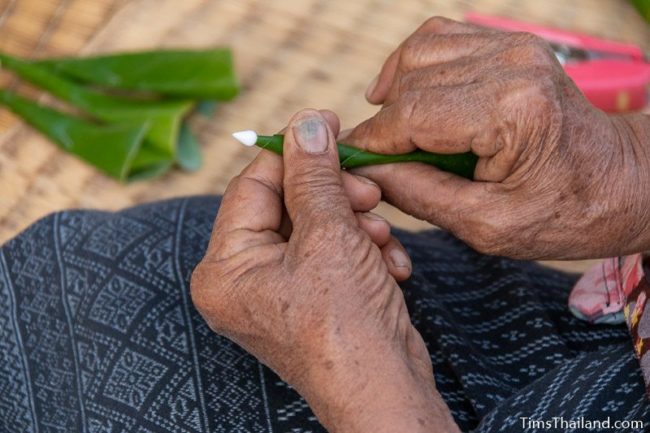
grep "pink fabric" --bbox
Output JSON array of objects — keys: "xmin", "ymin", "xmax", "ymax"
[
  {"xmin": 569, "ymin": 255, "xmax": 644, "ymax": 323},
  {"xmin": 569, "ymin": 253, "xmax": 650, "ymax": 396}
]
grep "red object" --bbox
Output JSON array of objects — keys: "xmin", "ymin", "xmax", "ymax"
[{"xmin": 465, "ymin": 12, "xmax": 650, "ymax": 112}]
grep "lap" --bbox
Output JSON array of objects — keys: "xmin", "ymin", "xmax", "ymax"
[{"xmin": 0, "ymin": 196, "xmax": 646, "ymax": 433}]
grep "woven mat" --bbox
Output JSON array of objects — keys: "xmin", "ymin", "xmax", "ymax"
[{"xmin": 1, "ymin": 0, "xmax": 649, "ymax": 272}]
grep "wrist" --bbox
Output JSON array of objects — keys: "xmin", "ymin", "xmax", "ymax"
[
  {"xmin": 607, "ymin": 114, "xmax": 650, "ymax": 255},
  {"xmin": 296, "ymin": 332, "xmax": 459, "ymax": 433},
  {"xmin": 611, "ymin": 114, "xmax": 649, "ymax": 160}
]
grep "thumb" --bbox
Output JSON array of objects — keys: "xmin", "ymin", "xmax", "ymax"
[{"xmin": 283, "ymin": 109, "xmax": 356, "ymax": 233}]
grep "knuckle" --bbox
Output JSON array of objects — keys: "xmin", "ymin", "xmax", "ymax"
[
  {"xmin": 509, "ymin": 32, "xmax": 555, "ymax": 66},
  {"xmin": 286, "ymin": 165, "xmax": 352, "ymax": 224},
  {"xmin": 499, "ymin": 72, "xmax": 559, "ymax": 119},
  {"xmin": 190, "ymin": 261, "xmax": 214, "ymax": 312},
  {"xmin": 520, "ymin": 73, "xmax": 561, "ymax": 114},
  {"xmin": 217, "ymin": 232, "xmax": 248, "ymax": 260},
  {"xmin": 374, "ymin": 93, "xmax": 418, "ymax": 153},
  {"xmin": 399, "ymin": 35, "xmax": 421, "ymax": 69},
  {"xmin": 528, "ymin": 79, "xmax": 552, "ymax": 103},
  {"xmin": 190, "ymin": 260, "xmax": 236, "ymax": 333},
  {"xmin": 228, "ymin": 173, "xmax": 246, "ymax": 190},
  {"xmin": 287, "ymin": 165, "xmax": 343, "ymax": 203},
  {"xmin": 421, "ymin": 16, "xmax": 454, "ymax": 32},
  {"xmin": 511, "ymin": 31, "xmax": 543, "ymax": 46},
  {"xmin": 222, "ymin": 174, "xmax": 245, "ymax": 199}
]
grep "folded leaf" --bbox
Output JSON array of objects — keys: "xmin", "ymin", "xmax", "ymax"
[
  {"xmin": 0, "ymin": 53, "xmax": 193, "ymax": 165},
  {"xmin": 0, "ymin": 90, "xmax": 147, "ymax": 180},
  {"xmin": 127, "ymin": 147, "xmax": 174, "ymax": 180},
  {"xmin": 127, "ymin": 159, "xmax": 174, "ymax": 181},
  {"xmin": 35, "ymin": 48, "xmax": 239, "ymax": 100},
  {"xmin": 177, "ymin": 124, "xmax": 203, "ymax": 171}
]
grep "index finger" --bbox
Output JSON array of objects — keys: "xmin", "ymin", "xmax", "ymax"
[
  {"xmin": 345, "ymin": 84, "xmax": 494, "ymax": 157},
  {"xmin": 206, "ymin": 150, "xmax": 285, "ymax": 261}
]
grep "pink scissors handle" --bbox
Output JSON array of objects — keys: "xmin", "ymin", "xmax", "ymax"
[
  {"xmin": 565, "ymin": 60, "xmax": 650, "ymax": 112},
  {"xmin": 465, "ymin": 12, "xmax": 645, "ymax": 60}
]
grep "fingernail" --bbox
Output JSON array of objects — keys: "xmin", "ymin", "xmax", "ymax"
[
  {"xmin": 354, "ymin": 174, "xmax": 378, "ymax": 188},
  {"xmin": 389, "ymin": 248, "xmax": 411, "ymax": 269},
  {"xmin": 363, "ymin": 212, "xmax": 385, "ymax": 222},
  {"xmin": 365, "ymin": 75, "xmax": 378, "ymax": 100},
  {"xmin": 293, "ymin": 116, "xmax": 328, "ymax": 154}
]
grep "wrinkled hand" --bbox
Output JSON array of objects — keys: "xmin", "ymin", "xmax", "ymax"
[
  {"xmin": 191, "ymin": 110, "xmax": 459, "ymax": 433},
  {"xmin": 346, "ymin": 16, "xmax": 650, "ymax": 260}
]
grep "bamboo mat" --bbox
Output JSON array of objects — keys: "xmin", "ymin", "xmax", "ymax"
[{"xmin": 1, "ymin": 0, "xmax": 649, "ymax": 272}]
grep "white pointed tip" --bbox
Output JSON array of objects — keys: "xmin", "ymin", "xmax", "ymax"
[{"xmin": 232, "ymin": 130, "xmax": 258, "ymax": 147}]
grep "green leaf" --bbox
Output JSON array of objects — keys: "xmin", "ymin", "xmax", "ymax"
[
  {"xmin": 256, "ymin": 134, "xmax": 479, "ymax": 180},
  {"xmin": 127, "ymin": 160, "xmax": 174, "ymax": 181},
  {"xmin": 177, "ymin": 123, "xmax": 202, "ymax": 171},
  {"xmin": 0, "ymin": 90, "xmax": 148, "ymax": 180},
  {"xmin": 35, "ymin": 48, "xmax": 239, "ymax": 100},
  {"xmin": 0, "ymin": 53, "xmax": 193, "ymax": 164}
]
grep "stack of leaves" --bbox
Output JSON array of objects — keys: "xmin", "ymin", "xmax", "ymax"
[{"xmin": 0, "ymin": 48, "xmax": 239, "ymax": 181}]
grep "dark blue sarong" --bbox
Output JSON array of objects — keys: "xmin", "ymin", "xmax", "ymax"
[{"xmin": 0, "ymin": 196, "xmax": 647, "ymax": 432}]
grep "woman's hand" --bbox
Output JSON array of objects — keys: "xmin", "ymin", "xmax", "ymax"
[
  {"xmin": 191, "ymin": 109, "xmax": 459, "ymax": 433},
  {"xmin": 346, "ymin": 16, "xmax": 650, "ymax": 260}
]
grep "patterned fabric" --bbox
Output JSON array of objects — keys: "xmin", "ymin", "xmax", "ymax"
[
  {"xmin": 569, "ymin": 255, "xmax": 650, "ymax": 396},
  {"xmin": 0, "ymin": 196, "xmax": 648, "ymax": 433}
]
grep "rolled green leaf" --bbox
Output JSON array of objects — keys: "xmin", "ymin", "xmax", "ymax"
[
  {"xmin": 256, "ymin": 134, "xmax": 478, "ymax": 179},
  {"xmin": 0, "ymin": 53, "xmax": 193, "ymax": 167},
  {"xmin": 34, "ymin": 48, "xmax": 239, "ymax": 100},
  {"xmin": 0, "ymin": 90, "xmax": 148, "ymax": 180}
]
